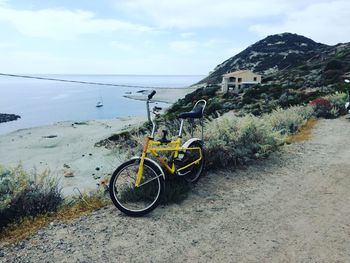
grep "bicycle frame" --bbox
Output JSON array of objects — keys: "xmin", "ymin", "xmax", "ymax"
[
  {"xmin": 135, "ymin": 136, "xmax": 203, "ymax": 187},
  {"xmin": 135, "ymin": 92, "xmax": 205, "ymax": 187}
]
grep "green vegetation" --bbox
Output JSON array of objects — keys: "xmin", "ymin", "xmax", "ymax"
[
  {"xmin": 0, "ymin": 165, "xmax": 111, "ymax": 242},
  {"xmin": 203, "ymin": 106, "xmax": 314, "ymax": 169},
  {"xmin": 309, "ymin": 92, "xmax": 347, "ymax": 118},
  {"xmin": 1, "ymin": 188, "xmax": 110, "ymax": 243},
  {"xmin": 0, "ymin": 165, "xmax": 63, "ymax": 229}
]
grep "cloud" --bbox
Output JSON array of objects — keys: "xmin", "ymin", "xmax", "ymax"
[
  {"xmin": 117, "ymin": 0, "xmax": 302, "ymax": 29},
  {"xmin": 110, "ymin": 41, "xmax": 133, "ymax": 51},
  {"xmin": 249, "ymin": 0, "xmax": 350, "ymax": 45},
  {"xmin": 180, "ymin": 32, "xmax": 195, "ymax": 38},
  {"xmin": 0, "ymin": 49, "xmax": 209, "ymax": 74},
  {"xmin": 0, "ymin": 5, "xmax": 154, "ymax": 40},
  {"xmin": 203, "ymin": 39, "xmax": 231, "ymax": 48},
  {"xmin": 169, "ymin": 41, "xmax": 198, "ymax": 53},
  {"xmin": 0, "ymin": 42, "xmax": 13, "ymax": 49}
]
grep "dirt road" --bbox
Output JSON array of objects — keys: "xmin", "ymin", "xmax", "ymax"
[{"xmin": 1, "ymin": 117, "xmax": 350, "ymax": 262}]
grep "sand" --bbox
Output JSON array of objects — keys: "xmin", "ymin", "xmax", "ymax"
[
  {"xmin": 123, "ymin": 86, "xmax": 198, "ymax": 103},
  {"xmin": 0, "ymin": 117, "xmax": 145, "ymax": 195}
]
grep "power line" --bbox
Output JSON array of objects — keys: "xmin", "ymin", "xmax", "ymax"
[{"xmin": 0, "ymin": 73, "xmax": 178, "ymax": 89}]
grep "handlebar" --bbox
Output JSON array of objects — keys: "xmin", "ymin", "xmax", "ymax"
[
  {"xmin": 146, "ymin": 90, "xmax": 157, "ymax": 135},
  {"xmin": 148, "ymin": 90, "xmax": 156, "ymax": 100}
]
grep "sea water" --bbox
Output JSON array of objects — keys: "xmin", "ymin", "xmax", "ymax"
[{"xmin": 0, "ymin": 74, "xmax": 204, "ymax": 134}]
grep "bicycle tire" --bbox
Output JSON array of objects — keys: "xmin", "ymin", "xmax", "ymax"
[
  {"xmin": 183, "ymin": 141, "xmax": 205, "ymax": 183},
  {"xmin": 109, "ymin": 158, "xmax": 164, "ymax": 216}
]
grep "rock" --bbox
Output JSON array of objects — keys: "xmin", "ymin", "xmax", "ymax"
[{"xmin": 0, "ymin": 113, "xmax": 21, "ymax": 123}]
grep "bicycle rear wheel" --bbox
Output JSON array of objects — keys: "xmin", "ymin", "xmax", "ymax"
[
  {"xmin": 183, "ymin": 141, "xmax": 205, "ymax": 183},
  {"xmin": 109, "ymin": 159, "xmax": 164, "ymax": 216}
]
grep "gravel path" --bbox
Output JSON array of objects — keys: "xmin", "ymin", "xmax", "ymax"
[{"xmin": 1, "ymin": 117, "xmax": 350, "ymax": 262}]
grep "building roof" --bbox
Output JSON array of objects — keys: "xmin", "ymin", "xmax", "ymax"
[{"xmin": 223, "ymin": 70, "xmax": 260, "ymax": 77}]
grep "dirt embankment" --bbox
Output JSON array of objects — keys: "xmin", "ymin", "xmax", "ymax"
[{"xmin": 1, "ymin": 117, "xmax": 350, "ymax": 262}]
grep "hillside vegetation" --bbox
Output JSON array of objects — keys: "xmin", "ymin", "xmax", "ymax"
[{"xmin": 166, "ymin": 33, "xmax": 350, "ymax": 119}]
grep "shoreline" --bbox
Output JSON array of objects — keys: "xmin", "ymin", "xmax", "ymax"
[
  {"xmin": 123, "ymin": 86, "xmax": 198, "ymax": 104},
  {"xmin": 0, "ymin": 116, "xmax": 146, "ymax": 196},
  {"xmin": 0, "ymin": 85, "xmax": 201, "ymax": 195},
  {"xmin": 0, "ymin": 85, "xmax": 200, "ymax": 135}
]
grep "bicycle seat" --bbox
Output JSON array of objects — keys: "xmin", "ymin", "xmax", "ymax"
[{"xmin": 178, "ymin": 106, "xmax": 203, "ymax": 119}]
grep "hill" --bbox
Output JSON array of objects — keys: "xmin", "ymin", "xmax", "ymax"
[
  {"xmin": 200, "ymin": 33, "xmax": 350, "ymax": 87},
  {"xmin": 166, "ymin": 33, "xmax": 350, "ymax": 118}
]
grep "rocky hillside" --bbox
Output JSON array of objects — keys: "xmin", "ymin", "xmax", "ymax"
[
  {"xmin": 199, "ymin": 33, "xmax": 350, "ymax": 88},
  {"xmin": 165, "ymin": 33, "xmax": 350, "ymax": 118}
]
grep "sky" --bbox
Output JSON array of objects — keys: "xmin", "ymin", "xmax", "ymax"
[{"xmin": 0, "ymin": 0, "xmax": 349, "ymax": 75}]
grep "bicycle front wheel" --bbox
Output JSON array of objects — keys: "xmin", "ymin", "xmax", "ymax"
[{"xmin": 109, "ymin": 159, "xmax": 164, "ymax": 216}]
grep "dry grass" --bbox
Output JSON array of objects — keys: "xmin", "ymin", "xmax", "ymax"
[
  {"xmin": 0, "ymin": 194, "xmax": 110, "ymax": 245},
  {"xmin": 286, "ymin": 118, "xmax": 318, "ymax": 143}
]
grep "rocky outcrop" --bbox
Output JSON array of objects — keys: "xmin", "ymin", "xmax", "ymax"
[{"xmin": 0, "ymin": 113, "xmax": 21, "ymax": 123}]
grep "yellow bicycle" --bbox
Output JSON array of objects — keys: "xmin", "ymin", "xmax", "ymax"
[{"xmin": 109, "ymin": 90, "xmax": 207, "ymax": 216}]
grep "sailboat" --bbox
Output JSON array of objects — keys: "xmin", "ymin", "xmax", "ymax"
[{"xmin": 96, "ymin": 89, "xmax": 103, "ymax": 108}]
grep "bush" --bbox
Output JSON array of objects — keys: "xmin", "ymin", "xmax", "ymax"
[
  {"xmin": 309, "ymin": 97, "xmax": 332, "ymax": 118},
  {"xmin": 325, "ymin": 60, "xmax": 343, "ymax": 71},
  {"xmin": 0, "ymin": 165, "xmax": 63, "ymax": 228},
  {"xmin": 265, "ymin": 106, "xmax": 314, "ymax": 134},
  {"xmin": 324, "ymin": 92, "xmax": 348, "ymax": 116},
  {"xmin": 203, "ymin": 106, "xmax": 314, "ymax": 169},
  {"xmin": 203, "ymin": 113, "xmax": 284, "ymax": 169}
]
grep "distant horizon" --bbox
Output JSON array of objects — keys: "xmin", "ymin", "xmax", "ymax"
[{"xmin": 6, "ymin": 73, "xmax": 206, "ymax": 76}]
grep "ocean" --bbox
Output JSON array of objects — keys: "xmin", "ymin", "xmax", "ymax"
[{"xmin": 0, "ymin": 74, "xmax": 204, "ymax": 134}]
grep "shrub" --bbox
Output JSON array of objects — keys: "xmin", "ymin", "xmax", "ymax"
[
  {"xmin": 324, "ymin": 60, "xmax": 343, "ymax": 71},
  {"xmin": 203, "ymin": 106, "xmax": 314, "ymax": 169},
  {"xmin": 265, "ymin": 106, "xmax": 314, "ymax": 134},
  {"xmin": 0, "ymin": 165, "xmax": 63, "ymax": 228},
  {"xmin": 309, "ymin": 97, "xmax": 332, "ymax": 118},
  {"xmin": 324, "ymin": 92, "xmax": 348, "ymax": 116},
  {"xmin": 203, "ymin": 113, "xmax": 284, "ymax": 169}
]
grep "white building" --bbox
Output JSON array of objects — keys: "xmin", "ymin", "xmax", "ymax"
[{"xmin": 221, "ymin": 70, "xmax": 261, "ymax": 93}]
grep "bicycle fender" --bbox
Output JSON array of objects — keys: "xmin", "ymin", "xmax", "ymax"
[
  {"xmin": 181, "ymin": 138, "xmax": 203, "ymax": 148},
  {"xmin": 130, "ymin": 156, "xmax": 166, "ymax": 180}
]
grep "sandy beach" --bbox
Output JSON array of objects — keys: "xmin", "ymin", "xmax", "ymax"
[
  {"xmin": 0, "ymin": 117, "xmax": 145, "ymax": 195},
  {"xmin": 123, "ymin": 86, "xmax": 198, "ymax": 103},
  {"xmin": 0, "ymin": 85, "xmax": 198, "ymax": 195}
]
